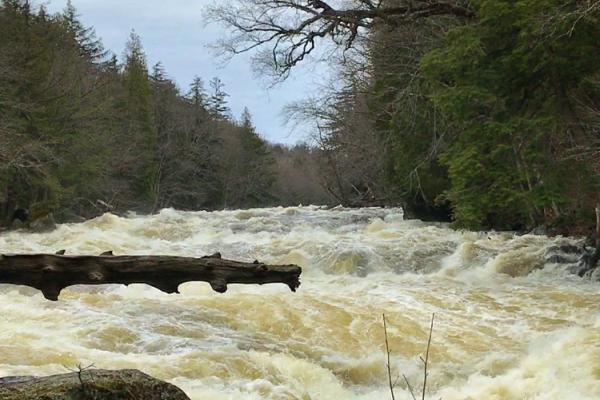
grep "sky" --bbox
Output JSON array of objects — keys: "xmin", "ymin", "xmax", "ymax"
[{"xmin": 44, "ymin": 0, "xmax": 326, "ymax": 145}]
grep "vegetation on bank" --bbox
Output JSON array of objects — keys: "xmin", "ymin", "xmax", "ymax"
[
  {"xmin": 0, "ymin": 1, "xmax": 332, "ymax": 227},
  {"xmin": 210, "ymin": 0, "xmax": 600, "ymax": 235},
  {"xmin": 1, "ymin": 1, "xmax": 599, "ymax": 237}
]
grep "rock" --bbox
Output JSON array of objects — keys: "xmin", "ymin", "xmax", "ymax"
[
  {"xmin": 0, "ymin": 369, "xmax": 190, "ymax": 400},
  {"xmin": 29, "ymin": 213, "xmax": 57, "ymax": 232},
  {"xmin": 544, "ymin": 244, "xmax": 583, "ymax": 265},
  {"xmin": 55, "ymin": 209, "xmax": 87, "ymax": 223},
  {"xmin": 11, "ymin": 208, "xmax": 29, "ymax": 224},
  {"xmin": 9, "ymin": 219, "xmax": 25, "ymax": 230},
  {"xmin": 0, "ymin": 376, "xmax": 33, "ymax": 385},
  {"xmin": 545, "ymin": 254, "xmax": 579, "ymax": 264},
  {"xmin": 578, "ymin": 247, "xmax": 600, "ymax": 278},
  {"xmin": 529, "ymin": 225, "xmax": 548, "ymax": 235},
  {"xmin": 550, "ymin": 244, "xmax": 581, "ymax": 254},
  {"xmin": 543, "ymin": 243, "xmax": 600, "ymax": 279}
]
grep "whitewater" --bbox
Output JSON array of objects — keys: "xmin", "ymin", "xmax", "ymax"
[{"xmin": 0, "ymin": 206, "xmax": 598, "ymax": 399}]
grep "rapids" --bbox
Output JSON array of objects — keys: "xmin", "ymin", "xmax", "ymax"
[{"xmin": 0, "ymin": 206, "xmax": 598, "ymax": 400}]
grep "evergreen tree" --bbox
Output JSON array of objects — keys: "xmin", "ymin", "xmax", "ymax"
[
  {"xmin": 151, "ymin": 61, "xmax": 167, "ymax": 83},
  {"xmin": 187, "ymin": 76, "xmax": 207, "ymax": 108},
  {"xmin": 367, "ymin": 18, "xmax": 453, "ymax": 220},
  {"xmin": 61, "ymin": 0, "xmax": 105, "ymax": 61},
  {"xmin": 103, "ymin": 53, "xmax": 119, "ymax": 73},
  {"xmin": 420, "ymin": 0, "xmax": 600, "ymax": 229},
  {"xmin": 121, "ymin": 30, "xmax": 159, "ymax": 207},
  {"xmin": 206, "ymin": 77, "xmax": 230, "ymax": 119},
  {"xmin": 236, "ymin": 108, "xmax": 276, "ymax": 205}
]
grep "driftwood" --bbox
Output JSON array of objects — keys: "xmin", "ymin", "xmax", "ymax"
[{"xmin": 0, "ymin": 251, "xmax": 301, "ymax": 300}]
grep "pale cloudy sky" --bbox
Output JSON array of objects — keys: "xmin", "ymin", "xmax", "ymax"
[{"xmin": 44, "ymin": 0, "xmax": 325, "ymax": 145}]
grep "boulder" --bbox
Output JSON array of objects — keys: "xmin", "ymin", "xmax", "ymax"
[
  {"xmin": 29, "ymin": 212, "xmax": 57, "ymax": 232},
  {"xmin": 578, "ymin": 247, "xmax": 600, "ymax": 280},
  {"xmin": 0, "ymin": 369, "xmax": 190, "ymax": 400},
  {"xmin": 544, "ymin": 243, "xmax": 600, "ymax": 280}
]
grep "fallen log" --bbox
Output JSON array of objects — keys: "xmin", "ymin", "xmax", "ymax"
[{"xmin": 0, "ymin": 251, "xmax": 301, "ymax": 300}]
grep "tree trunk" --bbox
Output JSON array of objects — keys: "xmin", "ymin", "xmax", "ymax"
[
  {"xmin": 0, "ymin": 252, "xmax": 301, "ymax": 300},
  {"xmin": 595, "ymin": 203, "xmax": 600, "ymax": 249},
  {"xmin": 1, "ymin": 184, "xmax": 16, "ymax": 227}
]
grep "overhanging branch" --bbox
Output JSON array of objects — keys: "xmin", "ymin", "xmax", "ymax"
[{"xmin": 207, "ymin": 0, "xmax": 475, "ymax": 77}]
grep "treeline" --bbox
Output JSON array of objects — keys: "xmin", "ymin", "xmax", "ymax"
[
  {"xmin": 287, "ymin": 0, "xmax": 599, "ymax": 234},
  {"xmin": 4, "ymin": 0, "xmax": 598, "ymax": 234},
  {"xmin": 0, "ymin": 1, "xmax": 331, "ymax": 226}
]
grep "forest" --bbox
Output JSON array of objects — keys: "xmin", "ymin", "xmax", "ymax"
[
  {"xmin": 0, "ymin": 0, "xmax": 331, "ymax": 227},
  {"xmin": 208, "ymin": 0, "xmax": 600, "ymax": 234},
  {"xmin": 1, "ymin": 0, "xmax": 599, "ymax": 236}
]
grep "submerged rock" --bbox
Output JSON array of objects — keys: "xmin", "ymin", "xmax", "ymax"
[
  {"xmin": 29, "ymin": 212, "xmax": 57, "ymax": 232},
  {"xmin": 0, "ymin": 369, "xmax": 190, "ymax": 400},
  {"xmin": 544, "ymin": 243, "xmax": 600, "ymax": 280},
  {"xmin": 578, "ymin": 247, "xmax": 600, "ymax": 280}
]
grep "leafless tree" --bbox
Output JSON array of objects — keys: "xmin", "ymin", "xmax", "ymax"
[
  {"xmin": 206, "ymin": 0, "xmax": 474, "ymax": 79},
  {"xmin": 284, "ymin": 72, "xmax": 388, "ymax": 204}
]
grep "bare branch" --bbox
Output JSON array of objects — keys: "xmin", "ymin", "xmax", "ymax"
[
  {"xmin": 383, "ymin": 313, "xmax": 396, "ymax": 400},
  {"xmin": 421, "ymin": 313, "xmax": 435, "ymax": 400},
  {"xmin": 403, "ymin": 374, "xmax": 418, "ymax": 400},
  {"xmin": 206, "ymin": 0, "xmax": 475, "ymax": 78}
]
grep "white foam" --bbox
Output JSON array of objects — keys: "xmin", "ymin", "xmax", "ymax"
[{"xmin": 1, "ymin": 207, "xmax": 597, "ymax": 400}]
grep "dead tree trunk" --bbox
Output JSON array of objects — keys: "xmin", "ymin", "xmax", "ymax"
[
  {"xmin": 592, "ymin": 203, "xmax": 600, "ymax": 269},
  {"xmin": 0, "ymin": 252, "xmax": 301, "ymax": 300},
  {"xmin": 595, "ymin": 203, "xmax": 600, "ymax": 249}
]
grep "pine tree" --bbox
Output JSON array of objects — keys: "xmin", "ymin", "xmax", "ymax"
[
  {"xmin": 240, "ymin": 107, "xmax": 254, "ymax": 131},
  {"xmin": 151, "ymin": 61, "xmax": 167, "ymax": 83},
  {"xmin": 206, "ymin": 77, "xmax": 230, "ymax": 119},
  {"xmin": 123, "ymin": 30, "xmax": 154, "ymax": 133},
  {"xmin": 121, "ymin": 30, "xmax": 159, "ymax": 207},
  {"xmin": 37, "ymin": 4, "xmax": 47, "ymax": 20},
  {"xmin": 237, "ymin": 107, "xmax": 276, "ymax": 205},
  {"xmin": 187, "ymin": 76, "xmax": 207, "ymax": 108},
  {"xmin": 103, "ymin": 53, "xmax": 119, "ymax": 73},
  {"xmin": 62, "ymin": 0, "xmax": 105, "ymax": 61}
]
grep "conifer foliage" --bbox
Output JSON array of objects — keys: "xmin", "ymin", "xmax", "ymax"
[
  {"xmin": 0, "ymin": 1, "xmax": 290, "ymax": 223},
  {"xmin": 252, "ymin": 0, "xmax": 600, "ymax": 233}
]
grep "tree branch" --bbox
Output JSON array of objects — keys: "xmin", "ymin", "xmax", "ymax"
[{"xmin": 207, "ymin": 0, "xmax": 475, "ymax": 77}]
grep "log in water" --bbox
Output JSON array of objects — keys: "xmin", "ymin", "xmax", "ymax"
[
  {"xmin": 0, "ymin": 252, "xmax": 301, "ymax": 300},
  {"xmin": 0, "ymin": 206, "xmax": 598, "ymax": 400}
]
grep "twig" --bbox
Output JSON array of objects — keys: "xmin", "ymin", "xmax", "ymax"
[
  {"xmin": 403, "ymin": 374, "xmax": 418, "ymax": 400},
  {"xmin": 595, "ymin": 203, "xmax": 599, "ymax": 249},
  {"xmin": 421, "ymin": 313, "xmax": 435, "ymax": 400},
  {"xmin": 384, "ymin": 313, "xmax": 436, "ymax": 400},
  {"xmin": 65, "ymin": 363, "xmax": 95, "ymax": 395},
  {"xmin": 383, "ymin": 313, "xmax": 396, "ymax": 400}
]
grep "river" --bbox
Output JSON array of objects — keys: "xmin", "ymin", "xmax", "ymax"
[{"xmin": 0, "ymin": 206, "xmax": 598, "ymax": 399}]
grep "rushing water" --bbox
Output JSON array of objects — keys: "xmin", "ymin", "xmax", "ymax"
[{"xmin": 0, "ymin": 206, "xmax": 598, "ymax": 399}]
